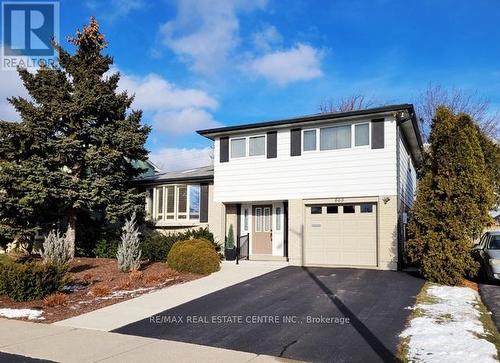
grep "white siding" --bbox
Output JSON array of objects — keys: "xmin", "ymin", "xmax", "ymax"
[
  {"xmin": 214, "ymin": 117, "xmax": 398, "ymax": 202},
  {"xmin": 398, "ymin": 134, "xmax": 416, "ymax": 209}
]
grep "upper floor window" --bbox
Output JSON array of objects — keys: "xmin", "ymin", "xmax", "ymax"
[
  {"xmin": 231, "ymin": 138, "xmax": 246, "ymax": 158},
  {"xmin": 303, "ymin": 129, "xmax": 317, "ymax": 151},
  {"xmin": 230, "ymin": 135, "xmax": 266, "ymax": 159},
  {"xmin": 249, "ymin": 136, "xmax": 265, "ymax": 156},
  {"xmin": 321, "ymin": 125, "xmax": 351, "ymax": 150},
  {"xmin": 354, "ymin": 123, "xmax": 369, "ymax": 146},
  {"xmin": 152, "ymin": 184, "xmax": 200, "ymax": 222},
  {"xmin": 303, "ymin": 122, "xmax": 371, "ymax": 152}
]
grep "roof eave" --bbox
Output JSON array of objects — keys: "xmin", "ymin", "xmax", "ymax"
[{"xmin": 197, "ymin": 104, "xmax": 416, "ymax": 140}]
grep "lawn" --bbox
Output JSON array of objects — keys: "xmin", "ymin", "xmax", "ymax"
[{"xmin": 0, "ymin": 257, "xmax": 201, "ymax": 323}]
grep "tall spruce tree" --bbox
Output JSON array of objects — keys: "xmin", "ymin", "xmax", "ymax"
[
  {"xmin": 407, "ymin": 107, "xmax": 494, "ymax": 285},
  {"xmin": 0, "ymin": 18, "xmax": 150, "ymax": 254}
]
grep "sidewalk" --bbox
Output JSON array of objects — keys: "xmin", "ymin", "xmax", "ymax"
[
  {"xmin": 0, "ymin": 319, "xmax": 299, "ymax": 363},
  {"xmin": 56, "ymin": 260, "xmax": 287, "ymax": 331}
]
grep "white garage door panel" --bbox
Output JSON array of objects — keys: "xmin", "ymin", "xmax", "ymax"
[{"xmin": 305, "ymin": 204, "xmax": 377, "ymax": 267}]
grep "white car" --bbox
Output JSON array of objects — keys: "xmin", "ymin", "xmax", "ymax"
[{"xmin": 473, "ymin": 231, "xmax": 500, "ymax": 282}]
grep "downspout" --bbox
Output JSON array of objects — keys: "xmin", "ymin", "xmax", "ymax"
[
  {"xmin": 396, "ymin": 123, "xmax": 402, "ymax": 271},
  {"xmin": 284, "ymin": 201, "xmax": 289, "ymax": 261}
]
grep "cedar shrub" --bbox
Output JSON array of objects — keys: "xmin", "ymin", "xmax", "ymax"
[{"xmin": 407, "ymin": 107, "xmax": 494, "ymax": 285}]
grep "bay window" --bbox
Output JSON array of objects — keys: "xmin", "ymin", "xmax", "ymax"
[
  {"xmin": 152, "ymin": 184, "xmax": 202, "ymax": 222},
  {"xmin": 189, "ymin": 185, "xmax": 200, "ymax": 219}
]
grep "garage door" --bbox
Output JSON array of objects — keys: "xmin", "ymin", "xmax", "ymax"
[{"xmin": 304, "ymin": 203, "xmax": 377, "ymax": 267}]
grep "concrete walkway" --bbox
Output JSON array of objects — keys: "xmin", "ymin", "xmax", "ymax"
[
  {"xmin": 56, "ymin": 261, "xmax": 287, "ymax": 331},
  {"xmin": 0, "ymin": 319, "xmax": 298, "ymax": 363}
]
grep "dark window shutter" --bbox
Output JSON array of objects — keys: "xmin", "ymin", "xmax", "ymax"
[
  {"xmin": 290, "ymin": 128, "xmax": 301, "ymax": 156},
  {"xmin": 267, "ymin": 131, "xmax": 277, "ymax": 158},
  {"xmin": 371, "ymin": 119, "xmax": 385, "ymax": 149},
  {"xmin": 220, "ymin": 137, "xmax": 229, "ymax": 162},
  {"xmin": 200, "ymin": 183, "xmax": 209, "ymax": 223}
]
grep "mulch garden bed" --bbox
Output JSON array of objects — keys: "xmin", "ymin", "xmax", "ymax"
[{"xmin": 0, "ymin": 257, "xmax": 200, "ymax": 323}]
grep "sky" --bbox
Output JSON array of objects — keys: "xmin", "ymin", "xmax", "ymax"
[{"xmin": 1, "ymin": 0, "xmax": 499, "ymax": 171}]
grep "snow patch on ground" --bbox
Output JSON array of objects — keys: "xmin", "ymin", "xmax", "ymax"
[
  {"xmin": 80, "ymin": 286, "xmax": 158, "ymax": 304},
  {"xmin": 62, "ymin": 283, "xmax": 87, "ymax": 292},
  {"xmin": 400, "ymin": 285, "xmax": 497, "ymax": 363},
  {"xmin": 0, "ymin": 308, "xmax": 44, "ymax": 320}
]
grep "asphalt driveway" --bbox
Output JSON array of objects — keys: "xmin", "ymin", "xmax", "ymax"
[
  {"xmin": 479, "ymin": 282, "xmax": 500, "ymax": 330},
  {"xmin": 114, "ymin": 266, "xmax": 424, "ymax": 363}
]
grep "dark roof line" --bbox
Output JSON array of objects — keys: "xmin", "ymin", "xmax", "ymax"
[
  {"xmin": 135, "ymin": 165, "xmax": 213, "ymax": 184},
  {"xmin": 197, "ymin": 103, "xmax": 417, "ymax": 139}
]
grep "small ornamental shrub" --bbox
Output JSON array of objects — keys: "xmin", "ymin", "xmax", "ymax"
[
  {"xmin": 226, "ymin": 224, "xmax": 235, "ymax": 249},
  {"xmin": 42, "ymin": 230, "xmax": 73, "ymax": 265},
  {"xmin": 129, "ymin": 270, "xmax": 143, "ymax": 281},
  {"xmin": 90, "ymin": 284, "xmax": 111, "ymax": 297},
  {"xmin": 167, "ymin": 238, "xmax": 220, "ymax": 275},
  {"xmin": 140, "ymin": 231, "xmax": 175, "ymax": 262},
  {"xmin": 117, "ymin": 213, "xmax": 142, "ymax": 272},
  {"xmin": 144, "ymin": 271, "xmax": 172, "ymax": 285},
  {"xmin": 0, "ymin": 262, "xmax": 68, "ymax": 302},
  {"xmin": 44, "ymin": 292, "xmax": 69, "ymax": 307},
  {"xmin": 93, "ymin": 238, "xmax": 119, "ymax": 259}
]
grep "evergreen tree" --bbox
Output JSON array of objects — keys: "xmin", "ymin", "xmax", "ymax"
[
  {"xmin": 117, "ymin": 212, "xmax": 141, "ymax": 272},
  {"xmin": 0, "ymin": 18, "xmax": 150, "ymax": 254},
  {"xmin": 407, "ymin": 107, "xmax": 494, "ymax": 285},
  {"xmin": 475, "ymin": 127, "xmax": 500, "ymax": 207},
  {"xmin": 226, "ymin": 224, "xmax": 235, "ymax": 249}
]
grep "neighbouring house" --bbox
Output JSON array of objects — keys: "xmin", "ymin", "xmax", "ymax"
[{"xmin": 138, "ymin": 104, "xmax": 423, "ymax": 270}]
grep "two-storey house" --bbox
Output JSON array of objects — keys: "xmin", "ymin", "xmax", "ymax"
[{"xmin": 140, "ymin": 104, "xmax": 423, "ymax": 270}]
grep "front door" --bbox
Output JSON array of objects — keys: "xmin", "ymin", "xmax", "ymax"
[{"xmin": 252, "ymin": 205, "xmax": 272, "ymax": 255}]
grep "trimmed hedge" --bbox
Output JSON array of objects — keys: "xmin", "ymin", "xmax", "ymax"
[
  {"xmin": 140, "ymin": 231, "xmax": 175, "ymax": 263},
  {"xmin": 167, "ymin": 238, "xmax": 220, "ymax": 275},
  {"xmin": 141, "ymin": 228, "xmax": 222, "ymax": 263},
  {"xmin": 0, "ymin": 261, "xmax": 68, "ymax": 302}
]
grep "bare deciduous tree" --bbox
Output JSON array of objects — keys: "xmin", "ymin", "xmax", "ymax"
[
  {"xmin": 415, "ymin": 83, "xmax": 500, "ymax": 141},
  {"xmin": 319, "ymin": 94, "xmax": 378, "ymax": 113}
]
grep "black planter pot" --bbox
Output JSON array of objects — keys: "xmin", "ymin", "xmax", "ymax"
[{"xmin": 225, "ymin": 248, "xmax": 236, "ymax": 261}]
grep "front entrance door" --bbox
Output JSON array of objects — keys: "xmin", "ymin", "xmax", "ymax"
[{"xmin": 252, "ymin": 205, "xmax": 272, "ymax": 254}]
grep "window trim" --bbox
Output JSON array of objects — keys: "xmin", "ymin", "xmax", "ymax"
[{"xmin": 353, "ymin": 122, "xmax": 370, "ymax": 147}]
